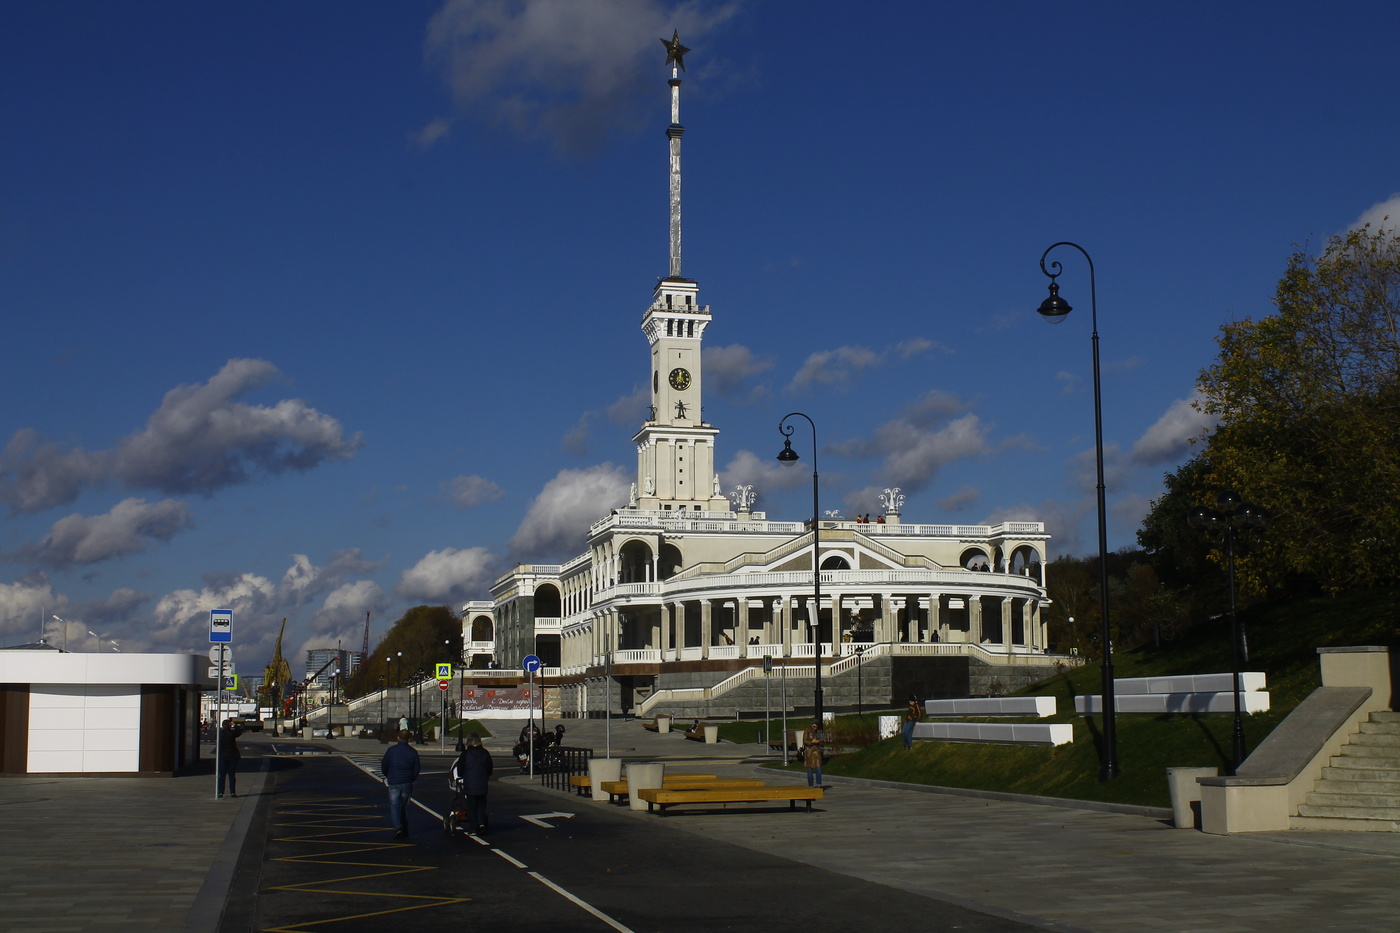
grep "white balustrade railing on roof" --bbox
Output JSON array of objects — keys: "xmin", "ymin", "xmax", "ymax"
[{"xmin": 593, "ymin": 567, "xmax": 1044, "ymax": 604}]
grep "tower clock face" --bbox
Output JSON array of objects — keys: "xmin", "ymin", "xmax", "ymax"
[{"xmin": 668, "ymin": 367, "xmax": 692, "ymax": 390}]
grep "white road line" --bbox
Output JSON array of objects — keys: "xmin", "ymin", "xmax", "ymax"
[
  {"xmin": 529, "ymin": 872, "xmax": 637, "ymax": 933},
  {"xmin": 342, "ymin": 754, "xmax": 634, "ymax": 932},
  {"xmin": 493, "ymin": 849, "xmax": 529, "ymax": 869}
]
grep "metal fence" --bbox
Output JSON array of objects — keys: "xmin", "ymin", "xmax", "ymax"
[{"xmin": 536, "ymin": 745, "xmax": 593, "ymax": 792}]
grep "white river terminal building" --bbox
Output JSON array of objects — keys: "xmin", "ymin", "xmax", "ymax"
[{"xmin": 463, "ymin": 38, "xmax": 1067, "ymax": 721}]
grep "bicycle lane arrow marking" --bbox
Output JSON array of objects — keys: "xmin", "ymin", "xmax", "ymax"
[{"xmin": 521, "ymin": 812, "xmax": 575, "ymax": 828}]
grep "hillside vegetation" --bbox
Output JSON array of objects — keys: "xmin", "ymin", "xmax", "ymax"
[{"xmin": 784, "ymin": 588, "xmax": 1399, "ymax": 808}]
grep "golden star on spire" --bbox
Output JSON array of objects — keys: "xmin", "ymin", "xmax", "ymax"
[{"xmin": 660, "ymin": 30, "xmax": 691, "ymax": 71}]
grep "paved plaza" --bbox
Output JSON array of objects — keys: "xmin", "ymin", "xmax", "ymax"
[{"xmin": 4, "ymin": 719, "xmax": 1400, "ymax": 931}]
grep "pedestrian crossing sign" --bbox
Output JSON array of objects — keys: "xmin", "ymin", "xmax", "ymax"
[{"xmin": 435, "ymin": 662, "xmax": 453, "ymax": 679}]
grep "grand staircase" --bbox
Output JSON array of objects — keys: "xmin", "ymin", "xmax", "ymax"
[{"xmin": 1293, "ymin": 710, "xmax": 1400, "ymax": 831}]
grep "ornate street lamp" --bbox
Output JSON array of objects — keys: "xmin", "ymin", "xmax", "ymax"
[
  {"xmin": 1189, "ymin": 490, "xmax": 1266, "ymax": 773},
  {"xmin": 1037, "ymin": 242, "xmax": 1118, "ymax": 781},
  {"xmin": 777, "ymin": 412, "xmax": 824, "ymax": 723}
]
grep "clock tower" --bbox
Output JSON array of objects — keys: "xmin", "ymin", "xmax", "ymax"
[{"xmin": 633, "ymin": 33, "xmax": 729, "ymax": 514}]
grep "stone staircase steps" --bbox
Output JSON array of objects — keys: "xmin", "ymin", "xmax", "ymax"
[
  {"xmin": 1293, "ymin": 709, "xmax": 1400, "ymax": 831},
  {"xmin": 1348, "ymin": 730, "xmax": 1400, "ymax": 746}
]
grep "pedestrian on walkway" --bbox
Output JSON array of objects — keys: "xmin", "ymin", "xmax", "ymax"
[
  {"xmin": 903, "ymin": 694, "xmax": 923, "ymax": 749},
  {"xmin": 217, "ymin": 719, "xmax": 244, "ymax": 798},
  {"xmin": 802, "ymin": 720, "xmax": 824, "ymax": 787},
  {"xmin": 381, "ymin": 729, "xmax": 421, "ymax": 838},
  {"xmin": 450, "ymin": 732, "xmax": 494, "ymax": 834}
]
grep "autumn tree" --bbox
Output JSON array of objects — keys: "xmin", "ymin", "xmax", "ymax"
[
  {"xmin": 1195, "ymin": 224, "xmax": 1400, "ymax": 592},
  {"xmin": 344, "ymin": 605, "xmax": 461, "ymax": 699}
]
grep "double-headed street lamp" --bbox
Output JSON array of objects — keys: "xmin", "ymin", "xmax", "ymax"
[
  {"xmin": 1189, "ymin": 490, "xmax": 1266, "ymax": 773},
  {"xmin": 777, "ymin": 411, "xmax": 824, "ymax": 724},
  {"xmin": 1036, "ymin": 241, "xmax": 1118, "ymax": 781}
]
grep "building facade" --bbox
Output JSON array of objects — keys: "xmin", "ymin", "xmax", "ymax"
[{"xmin": 470, "ymin": 38, "xmax": 1065, "ymax": 718}]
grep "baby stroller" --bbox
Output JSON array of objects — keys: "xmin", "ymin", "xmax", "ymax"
[
  {"xmin": 442, "ymin": 772, "xmax": 472, "ymax": 834},
  {"xmin": 442, "ymin": 744, "xmax": 477, "ymax": 834}
]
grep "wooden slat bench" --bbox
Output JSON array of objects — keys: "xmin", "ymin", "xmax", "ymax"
[
  {"xmin": 637, "ymin": 784, "xmax": 824, "ymax": 815},
  {"xmin": 568, "ymin": 772, "xmax": 720, "ymax": 797},
  {"xmin": 599, "ymin": 778, "xmax": 764, "ymax": 805}
]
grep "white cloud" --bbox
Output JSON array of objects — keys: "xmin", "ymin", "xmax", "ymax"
[
  {"xmin": 938, "ymin": 484, "xmax": 980, "ymax": 513},
  {"xmin": 1130, "ymin": 394, "xmax": 1215, "ymax": 465},
  {"xmin": 423, "ymin": 0, "xmax": 740, "ymax": 155},
  {"xmin": 720, "ymin": 449, "xmax": 808, "ymax": 498},
  {"xmin": 508, "ymin": 463, "xmax": 630, "ymax": 559},
  {"xmin": 704, "ymin": 344, "xmax": 774, "ymax": 400},
  {"xmin": 444, "ymin": 475, "xmax": 506, "ymax": 508},
  {"xmin": 0, "ymin": 575, "xmax": 61, "ymax": 640},
  {"xmin": 1353, "ymin": 192, "xmax": 1400, "ymax": 236},
  {"xmin": 21, "ymin": 498, "xmax": 192, "ymax": 567},
  {"xmin": 0, "ymin": 359, "xmax": 362, "ymax": 513},
  {"xmin": 787, "ymin": 341, "xmax": 949, "ymax": 393},
  {"xmin": 789, "ymin": 345, "xmax": 881, "ymax": 392},
  {"xmin": 876, "ymin": 415, "xmax": 991, "ymax": 492},
  {"xmin": 396, "ymin": 547, "xmax": 498, "ymax": 603},
  {"xmin": 299, "ymin": 580, "xmax": 393, "ymax": 656}
]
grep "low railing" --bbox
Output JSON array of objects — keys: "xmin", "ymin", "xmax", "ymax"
[
  {"xmin": 615, "ymin": 649, "xmax": 662, "ymax": 663},
  {"xmin": 536, "ymin": 745, "xmax": 593, "ymax": 793}
]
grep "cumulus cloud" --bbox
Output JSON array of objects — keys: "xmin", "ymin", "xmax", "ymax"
[
  {"xmin": 787, "ymin": 339, "xmax": 947, "ymax": 393},
  {"xmin": 0, "ymin": 359, "xmax": 362, "ymax": 513},
  {"xmin": 0, "ymin": 574, "xmax": 62, "ymax": 639},
  {"xmin": 19, "ymin": 498, "xmax": 192, "ymax": 568},
  {"xmin": 444, "ymin": 475, "xmax": 506, "ymax": 508},
  {"xmin": 396, "ymin": 547, "xmax": 498, "ymax": 603},
  {"xmin": 1130, "ymin": 394, "xmax": 1215, "ymax": 465},
  {"xmin": 423, "ymin": 0, "xmax": 740, "ymax": 155},
  {"xmin": 703, "ymin": 344, "xmax": 773, "ymax": 401},
  {"xmin": 789, "ymin": 345, "xmax": 881, "ymax": 392},
  {"xmin": 720, "ymin": 449, "xmax": 808, "ymax": 499},
  {"xmin": 1353, "ymin": 192, "xmax": 1400, "ymax": 236},
  {"xmin": 938, "ymin": 484, "xmax": 980, "ymax": 513},
  {"xmin": 145, "ymin": 549, "xmax": 385, "ymax": 656},
  {"xmin": 300, "ymin": 580, "xmax": 393, "ymax": 655},
  {"xmin": 508, "ymin": 463, "xmax": 630, "ymax": 559}
]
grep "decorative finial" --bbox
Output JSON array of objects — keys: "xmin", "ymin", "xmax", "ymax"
[{"xmin": 661, "ymin": 30, "xmax": 691, "ymax": 71}]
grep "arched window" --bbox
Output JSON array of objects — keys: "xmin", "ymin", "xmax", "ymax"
[
  {"xmin": 820, "ymin": 555, "xmax": 851, "ymax": 570},
  {"xmin": 960, "ymin": 547, "xmax": 991, "ymax": 571}
]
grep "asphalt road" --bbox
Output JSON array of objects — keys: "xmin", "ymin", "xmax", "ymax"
[{"xmin": 222, "ymin": 751, "xmax": 1045, "ymax": 933}]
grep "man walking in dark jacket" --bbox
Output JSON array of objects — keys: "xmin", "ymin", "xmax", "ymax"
[{"xmin": 381, "ymin": 729, "xmax": 421, "ymax": 838}]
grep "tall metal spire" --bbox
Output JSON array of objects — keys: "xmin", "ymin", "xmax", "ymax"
[{"xmin": 660, "ymin": 30, "xmax": 690, "ymax": 279}]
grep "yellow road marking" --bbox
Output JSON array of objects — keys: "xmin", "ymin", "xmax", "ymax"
[{"xmin": 259, "ymin": 794, "xmax": 470, "ymax": 932}]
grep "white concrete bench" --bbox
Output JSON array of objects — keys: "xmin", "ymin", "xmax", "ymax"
[
  {"xmin": 911, "ymin": 722, "xmax": 1073, "ymax": 746},
  {"xmin": 923, "ymin": 696, "xmax": 1056, "ymax": 717},
  {"xmin": 1111, "ymin": 672, "xmax": 1266, "ymax": 695},
  {"xmin": 1076, "ymin": 691, "xmax": 1271, "ymax": 714},
  {"xmin": 1076, "ymin": 672, "xmax": 1269, "ymax": 715}
]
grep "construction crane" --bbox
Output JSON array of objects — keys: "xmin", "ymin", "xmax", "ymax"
[
  {"xmin": 361, "ymin": 610, "xmax": 371, "ymax": 662},
  {"xmin": 260, "ymin": 618, "xmax": 291, "ymax": 730}
]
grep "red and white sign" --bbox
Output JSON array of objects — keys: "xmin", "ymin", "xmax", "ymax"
[
  {"xmin": 461, "ymin": 687, "xmax": 542, "ymax": 712},
  {"xmin": 438, "ymin": 680, "xmax": 450, "ymax": 691}
]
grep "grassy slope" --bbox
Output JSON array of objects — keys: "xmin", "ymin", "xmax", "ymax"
[{"xmin": 754, "ymin": 587, "xmax": 1400, "ymax": 808}]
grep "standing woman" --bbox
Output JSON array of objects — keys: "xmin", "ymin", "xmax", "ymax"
[
  {"xmin": 460, "ymin": 732, "xmax": 494, "ymax": 834},
  {"xmin": 802, "ymin": 720, "xmax": 824, "ymax": 788},
  {"xmin": 903, "ymin": 694, "xmax": 923, "ymax": 750},
  {"xmin": 217, "ymin": 719, "xmax": 244, "ymax": 798}
]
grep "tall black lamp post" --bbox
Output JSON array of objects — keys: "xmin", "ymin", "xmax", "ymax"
[
  {"xmin": 777, "ymin": 412, "xmax": 823, "ymax": 724},
  {"xmin": 1188, "ymin": 490, "xmax": 1266, "ymax": 773},
  {"xmin": 855, "ymin": 644, "xmax": 865, "ymax": 720},
  {"xmin": 1036, "ymin": 241, "xmax": 1118, "ymax": 781}
]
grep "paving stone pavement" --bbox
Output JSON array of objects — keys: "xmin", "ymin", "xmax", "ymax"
[
  {"xmin": 5, "ymin": 721, "xmax": 1400, "ymax": 932},
  {"xmin": 0, "ymin": 753, "xmax": 266, "ymax": 933}
]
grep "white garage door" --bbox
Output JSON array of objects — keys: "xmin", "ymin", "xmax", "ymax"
[{"xmin": 28, "ymin": 684, "xmax": 141, "ymax": 773}]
